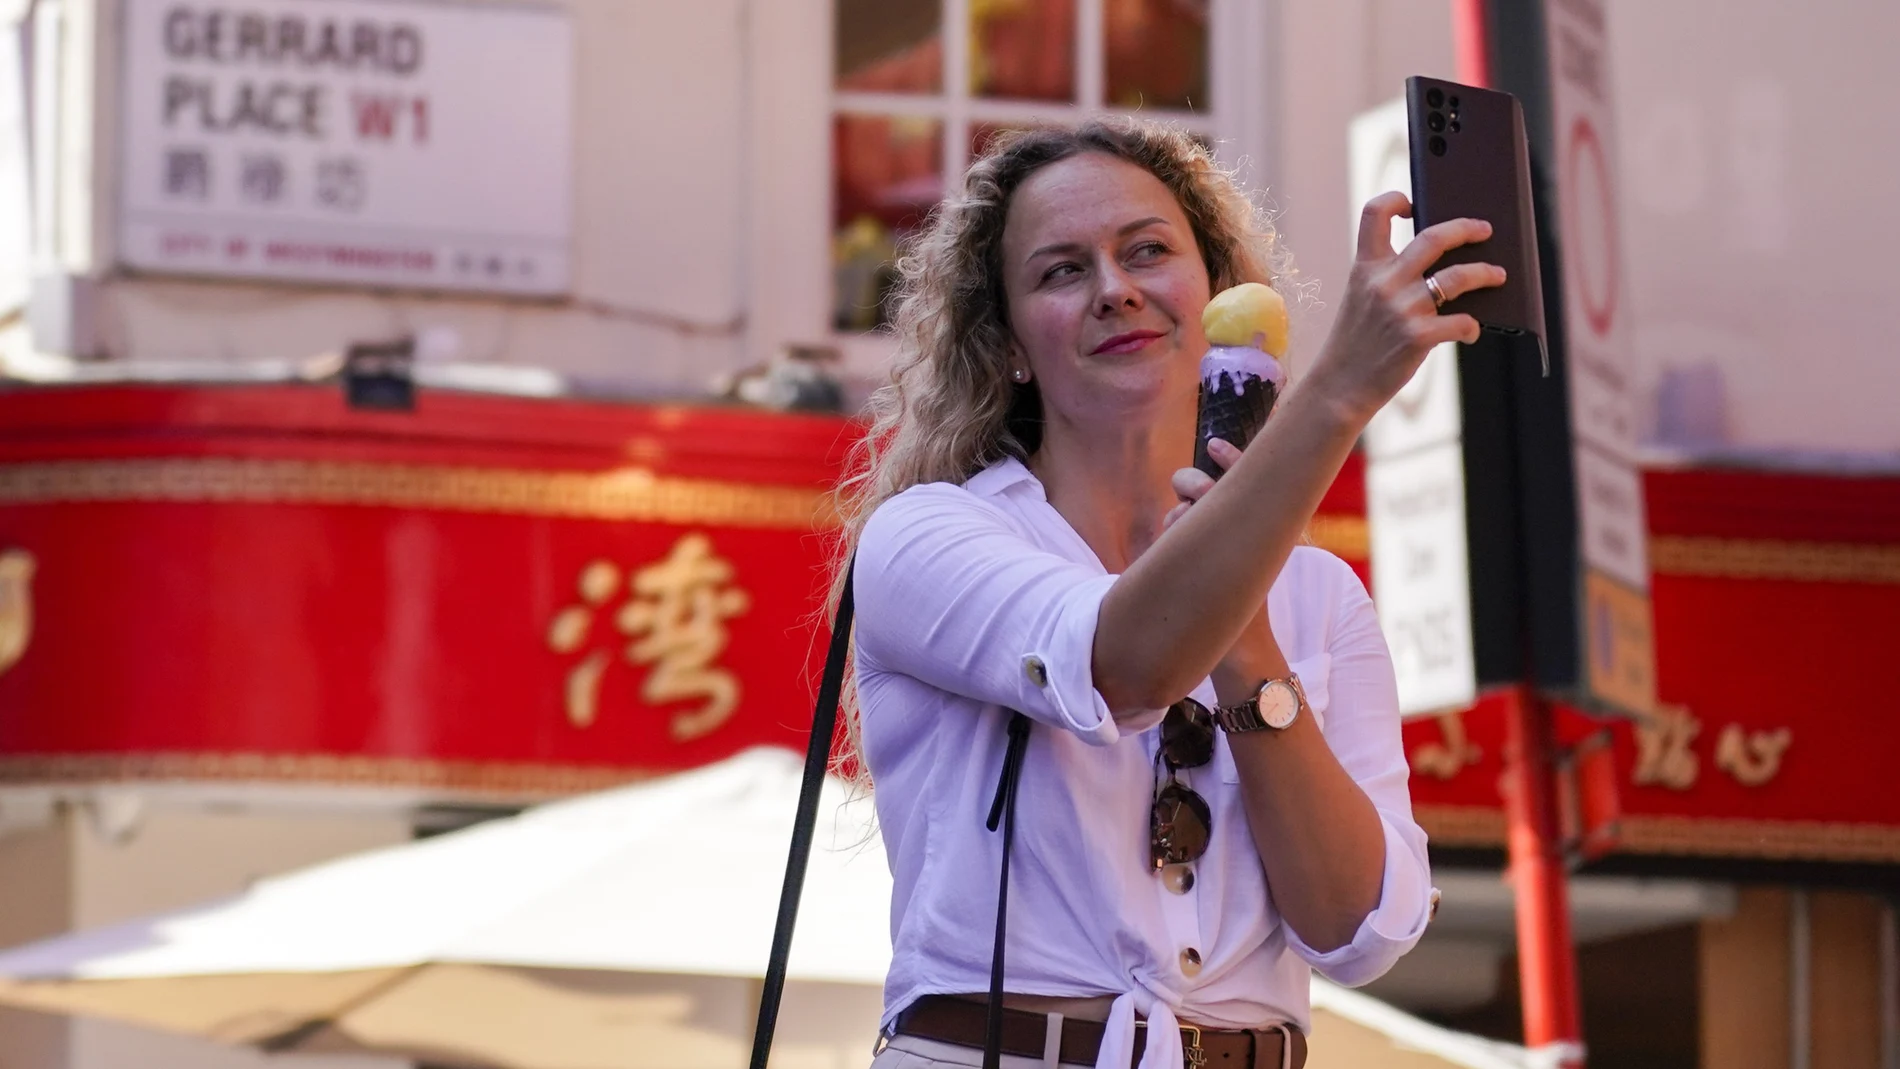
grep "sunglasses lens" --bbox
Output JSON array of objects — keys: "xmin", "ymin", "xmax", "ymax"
[
  {"xmin": 1150, "ymin": 782, "xmax": 1212, "ymax": 869},
  {"xmin": 1161, "ymin": 700, "xmax": 1215, "ymax": 769}
]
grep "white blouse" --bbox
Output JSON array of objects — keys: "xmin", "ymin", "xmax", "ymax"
[
  {"xmin": 854, "ymin": 456, "xmax": 1436, "ymax": 1069},
  {"xmin": 855, "ymin": 457, "xmax": 1433, "ymax": 1069}
]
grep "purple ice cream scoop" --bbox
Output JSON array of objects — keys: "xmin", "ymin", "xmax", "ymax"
[{"xmin": 1193, "ymin": 345, "xmax": 1287, "ymax": 480}]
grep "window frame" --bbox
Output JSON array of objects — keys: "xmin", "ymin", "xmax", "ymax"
[{"xmin": 746, "ymin": 0, "xmax": 1280, "ymax": 381}]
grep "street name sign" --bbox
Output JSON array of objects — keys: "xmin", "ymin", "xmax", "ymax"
[{"xmin": 117, "ymin": 0, "xmax": 574, "ymax": 296}]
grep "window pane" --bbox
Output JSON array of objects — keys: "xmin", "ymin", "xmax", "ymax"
[
  {"xmin": 836, "ymin": 0, "xmax": 942, "ymax": 93},
  {"xmin": 971, "ymin": 0, "xmax": 1075, "ymax": 102},
  {"xmin": 1105, "ymin": 0, "xmax": 1209, "ymax": 110},
  {"xmin": 833, "ymin": 115, "xmax": 944, "ymax": 331}
]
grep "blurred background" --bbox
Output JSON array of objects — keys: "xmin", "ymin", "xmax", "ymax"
[{"xmin": 0, "ymin": 1, "xmax": 1895, "ymax": 1068}]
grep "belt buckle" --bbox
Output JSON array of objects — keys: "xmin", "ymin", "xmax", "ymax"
[{"xmin": 1179, "ymin": 1025, "xmax": 1206, "ymax": 1069}]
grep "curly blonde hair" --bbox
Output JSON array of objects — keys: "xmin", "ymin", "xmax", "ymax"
[{"xmin": 827, "ymin": 118, "xmax": 1296, "ymax": 776}]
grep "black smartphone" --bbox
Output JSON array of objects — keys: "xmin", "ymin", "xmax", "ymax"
[{"xmin": 1406, "ymin": 75, "xmax": 1547, "ymax": 356}]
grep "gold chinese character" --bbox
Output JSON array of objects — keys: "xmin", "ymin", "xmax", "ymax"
[
  {"xmin": 0, "ymin": 548, "xmax": 35, "ymax": 678},
  {"xmin": 546, "ymin": 560, "xmax": 621, "ymax": 728},
  {"xmin": 616, "ymin": 533, "xmax": 750, "ymax": 741},
  {"xmin": 1632, "ymin": 705, "xmax": 1700, "ymax": 791},
  {"xmin": 1714, "ymin": 724, "xmax": 1791, "ymax": 787},
  {"xmin": 1410, "ymin": 712, "xmax": 1483, "ymax": 780}
]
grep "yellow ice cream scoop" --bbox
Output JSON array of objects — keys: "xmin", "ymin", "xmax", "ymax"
[{"xmin": 1201, "ymin": 282, "xmax": 1288, "ymax": 356}]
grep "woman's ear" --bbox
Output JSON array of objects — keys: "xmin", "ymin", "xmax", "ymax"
[{"xmin": 1004, "ymin": 340, "xmax": 1033, "ymax": 385}]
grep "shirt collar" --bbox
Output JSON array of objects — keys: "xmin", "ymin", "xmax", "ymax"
[{"xmin": 961, "ymin": 455, "xmax": 1044, "ymax": 501}]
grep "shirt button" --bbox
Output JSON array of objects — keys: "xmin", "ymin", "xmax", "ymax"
[
  {"xmin": 1179, "ymin": 947, "xmax": 1203, "ymax": 977},
  {"xmin": 1022, "ymin": 655, "xmax": 1049, "ymax": 687},
  {"xmin": 1161, "ymin": 863, "xmax": 1195, "ymax": 895}
]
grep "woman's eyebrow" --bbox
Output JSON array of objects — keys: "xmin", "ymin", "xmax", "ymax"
[{"xmin": 1026, "ymin": 217, "xmax": 1172, "ymax": 262}]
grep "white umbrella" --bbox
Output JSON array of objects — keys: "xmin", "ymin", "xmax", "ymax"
[{"xmin": 0, "ymin": 748, "xmax": 891, "ymax": 1069}]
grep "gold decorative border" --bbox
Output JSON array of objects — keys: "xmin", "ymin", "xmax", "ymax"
[
  {"xmin": 6, "ymin": 462, "xmax": 1897, "ymax": 582},
  {"xmin": 1415, "ymin": 804, "xmax": 1900, "ymax": 864},
  {"xmin": 10, "ymin": 756, "xmax": 1900, "ymax": 860},
  {"xmin": 1649, "ymin": 535, "xmax": 1900, "ymax": 586},
  {"xmin": 0, "ymin": 459, "xmax": 833, "ymax": 531},
  {"xmin": 1310, "ymin": 523, "xmax": 1900, "ymax": 587},
  {"xmin": 1415, "ymin": 804, "xmax": 1509, "ymax": 848},
  {"xmin": 1615, "ymin": 814, "xmax": 1900, "ymax": 864},
  {"xmin": 0, "ymin": 751, "xmax": 663, "ymax": 800}
]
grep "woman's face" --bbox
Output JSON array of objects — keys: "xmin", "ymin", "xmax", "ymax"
[{"xmin": 999, "ymin": 152, "xmax": 1212, "ymax": 434}]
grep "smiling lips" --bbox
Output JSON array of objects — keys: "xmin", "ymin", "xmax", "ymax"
[{"xmin": 1090, "ymin": 329, "xmax": 1166, "ymax": 355}]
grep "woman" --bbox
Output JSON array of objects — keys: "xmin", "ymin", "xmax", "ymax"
[{"xmin": 838, "ymin": 120, "xmax": 1505, "ymax": 1069}]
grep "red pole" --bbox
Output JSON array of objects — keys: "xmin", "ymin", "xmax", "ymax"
[
  {"xmin": 1501, "ymin": 685, "xmax": 1586, "ymax": 1066},
  {"xmin": 1449, "ymin": 0, "xmax": 1494, "ymax": 88},
  {"xmin": 1454, "ymin": 5, "xmax": 1586, "ymax": 1063}
]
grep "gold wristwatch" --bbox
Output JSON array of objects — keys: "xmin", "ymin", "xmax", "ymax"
[{"xmin": 1212, "ymin": 674, "xmax": 1307, "ymax": 733}]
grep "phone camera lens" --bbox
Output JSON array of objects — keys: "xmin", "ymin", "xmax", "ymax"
[
  {"xmin": 1426, "ymin": 87, "xmax": 1445, "ymax": 108},
  {"xmin": 1449, "ymin": 119, "xmax": 1462, "ymax": 133},
  {"xmin": 1427, "ymin": 112, "xmax": 1446, "ymax": 132},
  {"xmin": 1429, "ymin": 135, "xmax": 1447, "ymax": 156},
  {"xmin": 1448, "ymin": 95, "xmax": 1461, "ymax": 108}
]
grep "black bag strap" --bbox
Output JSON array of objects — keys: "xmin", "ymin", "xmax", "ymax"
[
  {"xmin": 747, "ymin": 558, "xmax": 1030, "ymax": 1069},
  {"xmin": 748, "ymin": 560, "xmax": 856, "ymax": 1069},
  {"xmin": 981, "ymin": 711, "xmax": 1032, "ymax": 1069}
]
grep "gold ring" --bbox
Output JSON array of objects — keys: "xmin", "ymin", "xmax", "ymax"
[{"xmin": 1425, "ymin": 275, "xmax": 1448, "ymax": 309}]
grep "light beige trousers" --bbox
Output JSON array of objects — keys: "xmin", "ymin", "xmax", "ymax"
[{"xmin": 869, "ymin": 1032, "xmax": 1097, "ymax": 1069}]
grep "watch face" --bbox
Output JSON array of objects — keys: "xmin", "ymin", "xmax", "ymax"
[{"xmin": 1259, "ymin": 681, "xmax": 1300, "ymax": 729}]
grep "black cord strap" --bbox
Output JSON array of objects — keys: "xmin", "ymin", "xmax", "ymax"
[
  {"xmin": 747, "ymin": 559, "xmax": 1030, "ymax": 1069},
  {"xmin": 748, "ymin": 562, "xmax": 856, "ymax": 1069},
  {"xmin": 982, "ymin": 712, "xmax": 1032, "ymax": 1069}
]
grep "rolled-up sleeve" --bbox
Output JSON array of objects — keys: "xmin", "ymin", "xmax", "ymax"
[
  {"xmin": 855, "ymin": 483, "xmax": 1161, "ymax": 744},
  {"xmin": 1278, "ymin": 553, "xmax": 1434, "ymax": 985}
]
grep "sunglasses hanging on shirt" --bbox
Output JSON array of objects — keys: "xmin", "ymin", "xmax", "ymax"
[{"xmin": 1152, "ymin": 697, "xmax": 1215, "ymax": 891}]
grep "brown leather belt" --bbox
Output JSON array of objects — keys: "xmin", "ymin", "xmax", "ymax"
[{"xmin": 891, "ymin": 995, "xmax": 1308, "ymax": 1069}]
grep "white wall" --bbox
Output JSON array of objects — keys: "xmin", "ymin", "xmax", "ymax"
[
  {"xmin": 1268, "ymin": 0, "xmax": 1458, "ymax": 376},
  {"xmin": 1274, "ymin": 0, "xmax": 1899, "ymax": 464},
  {"xmin": 1608, "ymin": 0, "xmax": 1900, "ymax": 460}
]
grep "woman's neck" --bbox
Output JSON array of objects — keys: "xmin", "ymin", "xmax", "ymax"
[{"xmin": 1028, "ymin": 408, "xmax": 1194, "ymax": 572}]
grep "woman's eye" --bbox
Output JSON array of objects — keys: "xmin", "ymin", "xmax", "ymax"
[
  {"xmin": 1130, "ymin": 241, "xmax": 1170, "ymax": 262},
  {"xmin": 1041, "ymin": 262, "xmax": 1082, "ymax": 282}
]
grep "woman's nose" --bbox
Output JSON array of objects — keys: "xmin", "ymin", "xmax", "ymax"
[{"xmin": 1094, "ymin": 260, "xmax": 1142, "ymax": 314}]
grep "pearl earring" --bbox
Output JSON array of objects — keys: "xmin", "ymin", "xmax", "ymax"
[{"xmin": 1011, "ymin": 367, "xmax": 1029, "ymax": 383}]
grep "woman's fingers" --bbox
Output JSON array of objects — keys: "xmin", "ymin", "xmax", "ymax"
[
  {"xmin": 1172, "ymin": 464, "xmax": 1216, "ymax": 503},
  {"xmin": 1162, "ymin": 501, "xmax": 1192, "ymax": 531},
  {"xmin": 1417, "ymin": 262, "xmax": 1508, "ymax": 311},
  {"xmin": 1206, "ymin": 436, "xmax": 1242, "ymax": 470},
  {"xmin": 1164, "ymin": 441, "xmax": 1241, "ymax": 531},
  {"xmin": 1354, "ymin": 192, "xmax": 1414, "ymax": 261},
  {"xmin": 1395, "ymin": 217, "xmax": 1493, "ymax": 278},
  {"xmin": 1419, "ymin": 312, "xmax": 1484, "ymax": 347}
]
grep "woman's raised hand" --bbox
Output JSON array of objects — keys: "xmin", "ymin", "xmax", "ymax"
[{"xmin": 1305, "ymin": 192, "xmax": 1508, "ymax": 425}]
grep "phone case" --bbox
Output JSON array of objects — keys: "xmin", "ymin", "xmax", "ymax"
[{"xmin": 1406, "ymin": 76, "xmax": 1547, "ymax": 348}]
